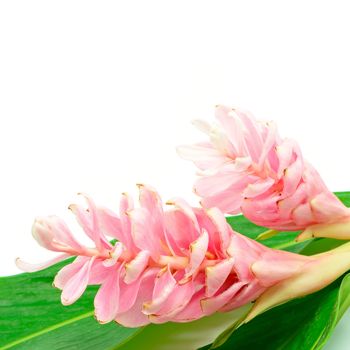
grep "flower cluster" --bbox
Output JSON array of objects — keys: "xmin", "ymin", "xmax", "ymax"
[
  {"xmin": 18, "ymin": 185, "xmax": 321, "ymax": 327},
  {"xmin": 18, "ymin": 105, "xmax": 350, "ymax": 328},
  {"xmin": 178, "ymin": 105, "xmax": 350, "ymax": 241}
]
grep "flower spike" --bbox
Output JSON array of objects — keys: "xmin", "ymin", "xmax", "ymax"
[
  {"xmin": 178, "ymin": 105, "xmax": 350, "ymax": 240},
  {"xmin": 18, "ymin": 185, "xmax": 344, "ymax": 327}
]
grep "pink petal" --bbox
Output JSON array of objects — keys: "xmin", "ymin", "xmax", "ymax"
[
  {"xmin": 241, "ymin": 194, "xmax": 280, "ymax": 225},
  {"xmin": 16, "ymin": 253, "xmax": 70, "ymax": 273},
  {"xmin": 207, "ymin": 125, "xmax": 236, "ymax": 158},
  {"xmin": 243, "ymin": 177, "xmax": 275, "ymax": 198},
  {"xmin": 129, "ymin": 208, "xmax": 164, "ymax": 259},
  {"xmin": 201, "ymin": 281, "xmax": 246, "ymax": 315},
  {"xmin": 165, "ymin": 198, "xmax": 200, "ymax": 251},
  {"xmin": 69, "ymin": 194, "xmax": 111, "ymax": 251},
  {"xmin": 98, "ymin": 206, "xmax": 122, "ymax": 236},
  {"xmin": 226, "ymin": 234, "xmax": 263, "ymax": 282},
  {"xmin": 166, "ymin": 197, "xmax": 200, "ymax": 233},
  {"xmin": 302, "ymin": 163, "xmax": 328, "ymax": 197},
  {"xmin": 200, "ymin": 184, "xmax": 246, "ymax": 215},
  {"xmin": 138, "ymin": 184, "xmax": 163, "ymax": 218},
  {"xmin": 124, "ymin": 250, "xmax": 150, "ymax": 284},
  {"xmin": 148, "ymin": 280, "xmax": 195, "ymax": 323},
  {"xmin": 215, "ymin": 105, "xmax": 247, "ymax": 155},
  {"xmin": 118, "ymin": 193, "xmax": 138, "ymax": 253},
  {"xmin": 258, "ymin": 121, "xmax": 278, "ymax": 168},
  {"xmin": 94, "ymin": 263, "xmax": 123, "ymax": 323},
  {"xmin": 206, "ymin": 207, "xmax": 231, "ymax": 254},
  {"xmin": 161, "ymin": 280, "xmax": 195, "ymax": 317},
  {"xmin": 277, "ymin": 182, "xmax": 307, "ymax": 220},
  {"xmin": 81, "ymin": 195, "xmax": 113, "ymax": 250},
  {"xmin": 88, "ymin": 259, "xmax": 113, "ymax": 284},
  {"xmin": 205, "ymin": 258, "xmax": 235, "ymax": 297},
  {"xmin": 60, "ymin": 257, "xmax": 94, "ymax": 306},
  {"xmin": 143, "ymin": 266, "xmax": 177, "ymax": 315},
  {"xmin": 163, "ymin": 222, "xmax": 184, "ymax": 256},
  {"xmin": 172, "ymin": 288, "xmax": 206, "ymax": 322},
  {"xmin": 53, "ymin": 256, "xmax": 89, "ymax": 289},
  {"xmin": 292, "ymin": 202, "xmax": 314, "ymax": 226},
  {"xmin": 138, "ymin": 185, "xmax": 166, "ymax": 243},
  {"xmin": 194, "ymin": 171, "xmax": 246, "ymax": 198},
  {"xmin": 102, "ymin": 242, "xmax": 123, "ymax": 267},
  {"xmin": 177, "ymin": 143, "xmax": 230, "ymax": 170},
  {"xmin": 220, "ymin": 280, "xmax": 266, "ymax": 311},
  {"xmin": 50, "ymin": 217, "xmax": 85, "ymax": 251},
  {"xmin": 186, "ymin": 230, "xmax": 209, "ymax": 277},
  {"xmin": 31, "ymin": 218, "xmax": 57, "ymax": 251},
  {"xmin": 97, "ymin": 206, "xmax": 128, "ymax": 244},
  {"xmin": 115, "ymin": 268, "xmax": 159, "ymax": 327},
  {"xmin": 267, "ymin": 147, "xmax": 280, "ymax": 173},
  {"xmin": 233, "ymin": 156, "xmax": 253, "ymax": 171},
  {"xmin": 192, "ymin": 118, "xmax": 213, "ymax": 134},
  {"xmin": 281, "ymin": 154, "xmax": 303, "ymax": 197},
  {"xmin": 237, "ymin": 110, "xmax": 263, "ymax": 162},
  {"xmin": 193, "ymin": 208, "xmax": 221, "ymax": 256},
  {"xmin": 164, "ymin": 209, "xmax": 198, "ymax": 254},
  {"xmin": 32, "ymin": 216, "xmax": 83, "ymax": 253},
  {"xmin": 276, "ymin": 138, "xmax": 295, "ymax": 177},
  {"xmin": 118, "ymin": 275, "xmax": 145, "ymax": 313}
]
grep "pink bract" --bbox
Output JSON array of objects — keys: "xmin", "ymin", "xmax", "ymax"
[
  {"xmin": 16, "ymin": 185, "xmax": 313, "ymax": 327},
  {"xmin": 177, "ymin": 105, "xmax": 350, "ymax": 239}
]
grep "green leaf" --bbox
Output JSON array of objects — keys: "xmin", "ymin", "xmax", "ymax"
[
  {"xmin": 0, "ymin": 259, "xmax": 141, "ymax": 350},
  {"xmin": 333, "ymin": 191, "xmax": 350, "ymax": 207},
  {"xmin": 200, "ymin": 273, "xmax": 350, "ymax": 350}
]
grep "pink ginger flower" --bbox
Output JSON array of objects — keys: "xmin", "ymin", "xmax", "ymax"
[
  {"xmin": 16, "ymin": 185, "xmax": 329, "ymax": 327},
  {"xmin": 177, "ymin": 105, "xmax": 350, "ymax": 241}
]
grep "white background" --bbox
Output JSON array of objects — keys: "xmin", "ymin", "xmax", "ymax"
[{"xmin": 1, "ymin": 1, "xmax": 350, "ymax": 348}]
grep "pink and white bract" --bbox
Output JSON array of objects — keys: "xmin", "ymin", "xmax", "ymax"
[
  {"xmin": 17, "ymin": 185, "xmax": 315, "ymax": 327},
  {"xmin": 177, "ymin": 105, "xmax": 350, "ymax": 240}
]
